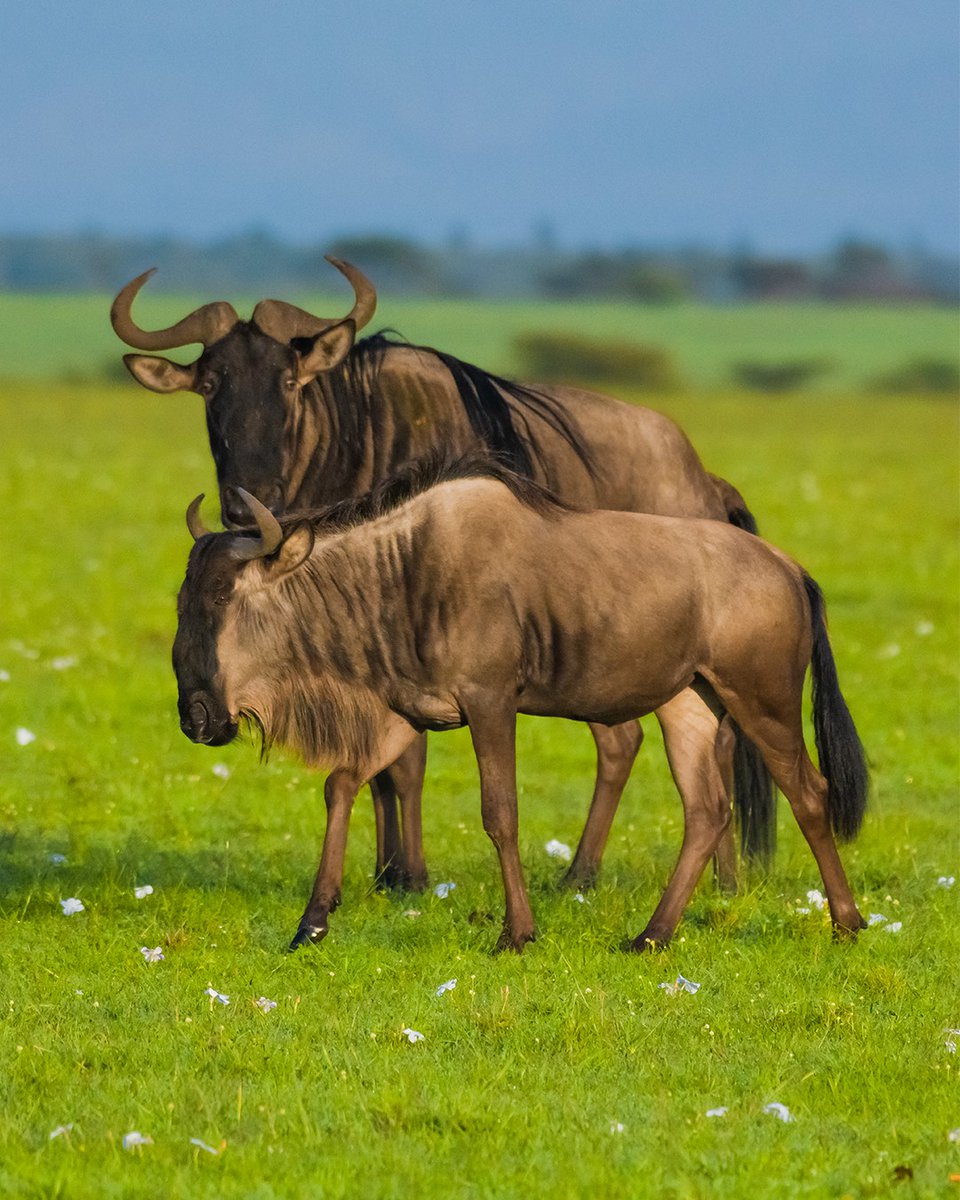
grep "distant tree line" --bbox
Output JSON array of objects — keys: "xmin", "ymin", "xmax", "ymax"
[{"xmin": 0, "ymin": 230, "xmax": 955, "ymax": 303}]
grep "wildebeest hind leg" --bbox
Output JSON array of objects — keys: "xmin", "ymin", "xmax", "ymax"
[
  {"xmin": 628, "ymin": 694, "xmax": 731, "ymax": 951},
  {"xmin": 368, "ymin": 734, "xmax": 429, "ymax": 892},
  {"xmin": 464, "ymin": 695, "xmax": 536, "ymax": 953},
  {"xmin": 564, "ymin": 720, "xmax": 643, "ymax": 889}
]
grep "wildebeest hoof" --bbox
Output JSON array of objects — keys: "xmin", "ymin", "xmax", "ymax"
[
  {"xmin": 493, "ymin": 927, "xmax": 536, "ymax": 954},
  {"xmin": 626, "ymin": 931, "xmax": 669, "ymax": 953},
  {"xmin": 288, "ymin": 923, "xmax": 328, "ymax": 951},
  {"xmin": 561, "ymin": 866, "xmax": 598, "ymax": 891}
]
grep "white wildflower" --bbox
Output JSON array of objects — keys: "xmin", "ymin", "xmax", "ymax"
[
  {"xmin": 706, "ymin": 1107, "xmax": 728, "ymax": 1118},
  {"xmin": 877, "ymin": 642, "xmax": 901, "ymax": 659},
  {"xmin": 51, "ymin": 656, "xmax": 77, "ymax": 671},
  {"xmin": 944, "ymin": 1029, "xmax": 960, "ymax": 1054},
  {"xmin": 49, "ymin": 1124, "xmax": 73, "ymax": 1140},
  {"xmin": 867, "ymin": 913, "xmax": 888, "ymax": 926},
  {"xmin": 212, "ymin": 763, "xmax": 230, "ymax": 780},
  {"xmin": 49, "ymin": 853, "xmax": 67, "ymax": 866},
  {"xmin": 16, "ymin": 727, "xmax": 36, "ymax": 746},
  {"xmin": 937, "ymin": 876, "xmax": 955, "ymax": 888},
  {"xmin": 0, "ymin": 668, "xmax": 9, "ymax": 682},
  {"xmin": 402, "ymin": 1027, "xmax": 425, "ymax": 1043},
  {"xmin": 435, "ymin": 978, "xmax": 457, "ymax": 997},
  {"xmin": 255, "ymin": 997, "xmax": 277, "ymax": 1013},
  {"xmin": 122, "ymin": 1131, "xmax": 153, "ymax": 1150},
  {"xmin": 204, "ymin": 987, "xmax": 230, "ymax": 1006},
  {"xmin": 573, "ymin": 892, "xmax": 587, "ymax": 904},
  {"xmin": 433, "ymin": 882, "xmax": 456, "ymax": 899},
  {"xmin": 806, "ymin": 889, "xmax": 827, "ymax": 910},
  {"xmin": 140, "ymin": 946, "xmax": 164, "ymax": 963},
  {"xmin": 545, "ymin": 839, "xmax": 573, "ymax": 862},
  {"xmin": 884, "ymin": 921, "xmax": 902, "ymax": 934},
  {"xmin": 763, "ymin": 1102, "xmax": 794, "ymax": 1123},
  {"xmin": 948, "ymin": 1128, "xmax": 960, "ymax": 1143},
  {"xmin": 609, "ymin": 1121, "xmax": 625, "ymax": 1134},
  {"xmin": 658, "ymin": 974, "xmax": 701, "ymax": 996},
  {"xmin": 60, "ymin": 897, "xmax": 84, "ymax": 916},
  {"xmin": 402, "ymin": 909, "xmax": 421, "ymax": 919},
  {"xmin": 190, "ymin": 1138, "xmax": 221, "ymax": 1155},
  {"xmin": 915, "ymin": 620, "xmax": 935, "ymax": 636},
  {"xmin": 134, "ymin": 885, "xmax": 154, "ymax": 900}
]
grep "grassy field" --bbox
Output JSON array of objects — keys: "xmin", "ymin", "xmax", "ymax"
[
  {"xmin": 0, "ymin": 290, "xmax": 957, "ymax": 390},
  {"xmin": 0, "ymin": 365, "xmax": 958, "ymax": 1197}
]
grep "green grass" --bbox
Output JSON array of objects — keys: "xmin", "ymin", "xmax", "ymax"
[
  {"xmin": 1, "ymin": 290, "xmax": 957, "ymax": 390},
  {"xmin": 1, "ymin": 379, "xmax": 958, "ymax": 1198}
]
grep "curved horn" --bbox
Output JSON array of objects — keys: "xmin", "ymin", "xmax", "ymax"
[
  {"xmin": 186, "ymin": 494, "xmax": 213, "ymax": 540},
  {"xmin": 251, "ymin": 257, "xmax": 377, "ymax": 343},
  {"xmin": 235, "ymin": 488, "xmax": 283, "ymax": 559},
  {"xmin": 111, "ymin": 269, "xmax": 239, "ymax": 350},
  {"xmin": 325, "ymin": 256, "xmax": 377, "ymax": 331}
]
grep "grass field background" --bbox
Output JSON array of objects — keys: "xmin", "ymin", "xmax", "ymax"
[
  {"xmin": 0, "ymin": 291, "xmax": 958, "ymax": 390},
  {"xmin": 0, "ymin": 299, "xmax": 958, "ymax": 1197}
]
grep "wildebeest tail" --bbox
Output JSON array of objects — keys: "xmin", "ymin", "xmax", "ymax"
[
  {"xmin": 715, "ymin": 472, "xmax": 775, "ymax": 859},
  {"xmin": 732, "ymin": 722, "xmax": 777, "ymax": 861},
  {"xmin": 803, "ymin": 573, "xmax": 869, "ymax": 841},
  {"xmin": 710, "ymin": 472, "xmax": 759, "ymax": 534}
]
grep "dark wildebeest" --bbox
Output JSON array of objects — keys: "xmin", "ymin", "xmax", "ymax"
[
  {"xmin": 113, "ymin": 259, "xmax": 773, "ymax": 892},
  {"xmin": 173, "ymin": 460, "xmax": 868, "ymax": 953}
]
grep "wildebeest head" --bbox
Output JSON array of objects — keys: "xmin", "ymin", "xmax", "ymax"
[
  {"xmin": 112, "ymin": 258, "xmax": 376, "ymax": 526},
  {"xmin": 173, "ymin": 489, "xmax": 312, "ymax": 747}
]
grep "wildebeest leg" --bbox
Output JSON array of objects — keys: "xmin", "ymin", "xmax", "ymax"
[
  {"xmin": 736, "ymin": 721, "xmax": 866, "ymax": 936},
  {"xmin": 291, "ymin": 768, "xmax": 360, "ymax": 948},
  {"xmin": 388, "ymin": 733, "xmax": 429, "ymax": 891},
  {"xmin": 290, "ymin": 715, "xmax": 420, "ymax": 949},
  {"xmin": 369, "ymin": 770, "xmax": 404, "ymax": 890},
  {"xmin": 464, "ymin": 696, "xmax": 536, "ymax": 953},
  {"xmin": 711, "ymin": 717, "xmax": 739, "ymax": 892},
  {"xmin": 564, "ymin": 720, "xmax": 644, "ymax": 889},
  {"xmin": 628, "ymin": 694, "xmax": 732, "ymax": 951}
]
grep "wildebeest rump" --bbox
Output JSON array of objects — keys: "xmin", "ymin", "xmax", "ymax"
[
  {"xmin": 173, "ymin": 460, "xmax": 868, "ymax": 953},
  {"xmin": 113, "ymin": 260, "xmax": 774, "ymax": 891}
]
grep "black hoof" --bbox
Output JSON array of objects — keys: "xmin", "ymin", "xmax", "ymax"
[
  {"xmin": 493, "ymin": 928, "xmax": 536, "ymax": 955},
  {"xmin": 625, "ymin": 932, "xmax": 668, "ymax": 953},
  {"xmin": 561, "ymin": 865, "xmax": 598, "ymax": 891},
  {"xmin": 288, "ymin": 923, "xmax": 327, "ymax": 951}
]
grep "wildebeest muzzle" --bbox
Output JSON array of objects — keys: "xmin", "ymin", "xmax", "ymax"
[{"xmin": 179, "ymin": 690, "xmax": 238, "ymax": 746}]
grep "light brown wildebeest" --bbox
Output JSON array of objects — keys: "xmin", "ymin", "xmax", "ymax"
[
  {"xmin": 113, "ymin": 260, "xmax": 773, "ymax": 894},
  {"xmin": 172, "ymin": 459, "xmax": 868, "ymax": 953}
]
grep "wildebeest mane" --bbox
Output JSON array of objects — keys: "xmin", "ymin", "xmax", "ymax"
[
  {"xmin": 280, "ymin": 451, "xmax": 573, "ymax": 537},
  {"xmin": 323, "ymin": 332, "xmax": 597, "ymax": 483}
]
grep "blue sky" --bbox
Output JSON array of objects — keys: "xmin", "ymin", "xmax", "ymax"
[{"xmin": 4, "ymin": 1, "xmax": 958, "ymax": 253}]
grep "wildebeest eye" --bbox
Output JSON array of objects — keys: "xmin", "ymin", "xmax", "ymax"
[
  {"xmin": 283, "ymin": 376, "xmax": 298, "ymax": 392},
  {"xmin": 199, "ymin": 375, "xmax": 218, "ymax": 398}
]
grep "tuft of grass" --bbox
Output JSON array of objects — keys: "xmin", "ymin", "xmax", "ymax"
[{"xmin": 0, "ymin": 379, "xmax": 957, "ymax": 1197}]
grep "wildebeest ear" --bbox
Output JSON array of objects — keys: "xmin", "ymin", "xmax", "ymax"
[
  {"xmin": 123, "ymin": 353, "xmax": 198, "ymax": 394},
  {"xmin": 269, "ymin": 523, "xmax": 315, "ymax": 577},
  {"xmin": 295, "ymin": 318, "xmax": 357, "ymax": 383}
]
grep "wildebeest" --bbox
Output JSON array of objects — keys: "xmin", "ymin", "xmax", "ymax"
[
  {"xmin": 113, "ymin": 259, "xmax": 773, "ymax": 892},
  {"xmin": 173, "ymin": 460, "xmax": 868, "ymax": 953}
]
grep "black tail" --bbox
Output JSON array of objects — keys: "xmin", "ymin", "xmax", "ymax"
[
  {"xmin": 718, "ymin": 476, "xmax": 776, "ymax": 862},
  {"xmin": 803, "ymin": 573, "xmax": 869, "ymax": 841},
  {"xmin": 732, "ymin": 721, "xmax": 777, "ymax": 861}
]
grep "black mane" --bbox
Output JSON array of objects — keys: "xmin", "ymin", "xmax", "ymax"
[
  {"xmin": 322, "ymin": 332, "xmax": 597, "ymax": 483},
  {"xmin": 275, "ymin": 452, "xmax": 572, "ymax": 537}
]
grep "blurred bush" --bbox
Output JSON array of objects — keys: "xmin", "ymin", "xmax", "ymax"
[
  {"xmin": 514, "ymin": 331, "xmax": 682, "ymax": 390},
  {"xmin": 868, "ymin": 357, "xmax": 959, "ymax": 395},
  {"xmin": 730, "ymin": 358, "xmax": 835, "ymax": 392}
]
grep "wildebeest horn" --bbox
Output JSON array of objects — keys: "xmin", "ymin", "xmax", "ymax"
[
  {"xmin": 235, "ymin": 488, "xmax": 283, "ymax": 559},
  {"xmin": 250, "ymin": 256, "xmax": 377, "ymax": 344},
  {"xmin": 186, "ymin": 494, "xmax": 213, "ymax": 540},
  {"xmin": 111, "ymin": 269, "xmax": 239, "ymax": 350}
]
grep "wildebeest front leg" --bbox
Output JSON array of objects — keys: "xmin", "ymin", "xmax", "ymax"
[
  {"xmin": 564, "ymin": 720, "xmax": 643, "ymax": 889},
  {"xmin": 369, "ymin": 770, "xmax": 403, "ymax": 890},
  {"xmin": 629, "ymin": 694, "xmax": 732, "ymax": 951},
  {"xmin": 465, "ymin": 696, "xmax": 536, "ymax": 953},
  {"xmin": 291, "ymin": 769, "xmax": 359, "ymax": 949}
]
